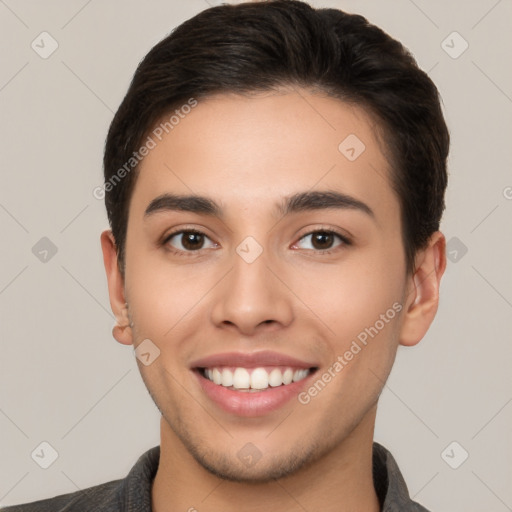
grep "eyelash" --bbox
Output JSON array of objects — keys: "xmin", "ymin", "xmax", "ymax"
[{"xmin": 162, "ymin": 227, "xmax": 352, "ymax": 257}]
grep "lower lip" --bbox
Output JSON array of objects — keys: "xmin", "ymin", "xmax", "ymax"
[{"xmin": 194, "ymin": 370, "xmax": 315, "ymax": 417}]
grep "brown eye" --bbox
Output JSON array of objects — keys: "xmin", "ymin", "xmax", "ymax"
[
  {"xmin": 295, "ymin": 230, "xmax": 349, "ymax": 252},
  {"xmin": 311, "ymin": 232, "xmax": 335, "ymax": 250},
  {"xmin": 181, "ymin": 232, "xmax": 205, "ymax": 250},
  {"xmin": 165, "ymin": 230, "xmax": 216, "ymax": 252}
]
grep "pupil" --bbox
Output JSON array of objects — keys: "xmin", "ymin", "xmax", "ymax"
[
  {"xmin": 312, "ymin": 232, "xmax": 333, "ymax": 249},
  {"xmin": 183, "ymin": 232, "xmax": 203, "ymax": 250}
]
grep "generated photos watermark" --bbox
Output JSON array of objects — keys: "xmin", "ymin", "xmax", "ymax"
[
  {"xmin": 298, "ymin": 301, "xmax": 403, "ymax": 405},
  {"xmin": 93, "ymin": 98, "xmax": 198, "ymax": 200}
]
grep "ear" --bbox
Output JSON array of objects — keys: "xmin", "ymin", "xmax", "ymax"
[
  {"xmin": 399, "ymin": 231, "xmax": 446, "ymax": 347},
  {"xmin": 100, "ymin": 229, "xmax": 133, "ymax": 346}
]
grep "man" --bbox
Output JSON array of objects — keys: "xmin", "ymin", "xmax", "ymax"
[{"xmin": 2, "ymin": 1, "xmax": 448, "ymax": 510}]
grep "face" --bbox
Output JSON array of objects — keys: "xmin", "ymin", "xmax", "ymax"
[{"xmin": 103, "ymin": 89, "xmax": 437, "ymax": 482}]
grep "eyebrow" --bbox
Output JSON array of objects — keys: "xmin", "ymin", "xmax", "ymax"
[{"xmin": 144, "ymin": 190, "xmax": 374, "ymax": 219}]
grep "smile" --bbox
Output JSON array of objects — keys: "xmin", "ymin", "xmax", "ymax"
[
  {"xmin": 200, "ymin": 366, "xmax": 313, "ymax": 391},
  {"xmin": 191, "ymin": 351, "xmax": 319, "ymax": 417}
]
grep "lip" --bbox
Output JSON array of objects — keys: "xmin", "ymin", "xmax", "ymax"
[
  {"xmin": 190, "ymin": 350, "xmax": 317, "ymax": 370},
  {"xmin": 190, "ymin": 351, "xmax": 318, "ymax": 417},
  {"xmin": 194, "ymin": 369, "xmax": 316, "ymax": 417}
]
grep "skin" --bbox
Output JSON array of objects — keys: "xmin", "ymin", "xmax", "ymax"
[{"xmin": 101, "ymin": 89, "xmax": 446, "ymax": 511}]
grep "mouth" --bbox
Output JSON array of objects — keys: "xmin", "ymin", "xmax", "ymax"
[
  {"xmin": 190, "ymin": 351, "xmax": 318, "ymax": 417},
  {"xmin": 198, "ymin": 366, "xmax": 314, "ymax": 392}
]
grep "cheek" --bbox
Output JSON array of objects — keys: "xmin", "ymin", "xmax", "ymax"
[
  {"xmin": 126, "ymin": 246, "xmax": 211, "ymax": 321},
  {"xmin": 288, "ymin": 251, "xmax": 405, "ymax": 348},
  {"xmin": 124, "ymin": 250, "xmax": 223, "ymax": 367}
]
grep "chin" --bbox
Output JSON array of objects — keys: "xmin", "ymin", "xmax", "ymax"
[
  {"xmin": 191, "ymin": 449, "xmax": 315, "ymax": 483},
  {"xmin": 179, "ymin": 430, "xmax": 327, "ymax": 483}
]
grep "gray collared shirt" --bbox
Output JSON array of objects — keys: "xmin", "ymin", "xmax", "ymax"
[{"xmin": 1, "ymin": 443, "xmax": 431, "ymax": 511}]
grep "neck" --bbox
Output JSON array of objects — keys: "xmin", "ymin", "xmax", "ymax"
[{"xmin": 151, "ymin": 407, "xmax": 381, "ymax": 512}]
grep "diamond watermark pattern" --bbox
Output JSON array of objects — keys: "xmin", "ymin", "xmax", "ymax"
[
  {"xmin": 31, "ymin": 441, "xmax": 59, "ymax": 469},
  {"xmin": 338, "ymin": 134, "xmax": 366, "ymax": 161},
  {"xmin": 31, "ymin": 32, "xmax": 59, "ymax": 59},
  {"xmin": 441, "ymin": 31, "xmax": 469, "ymax": 59},
  {"xmin": 441, "ymin": 441, "xmax": 469, "ymax": 469},
  {"xmin": 32, "ymin": 237, "xmax": 58, "ymax": 263},
  {"xmin": 446, "ymin": 236, "xmax": 468, "ymax": 263},
  {"xmin": 135, "ymin": 339, "xmax": 161, "ymax": 366},
  {"xmin": 237, "ymin": 442, "xmax": 262, "ymax": 468},
  {"xmin": 236, "ymin": 236, "xmax": 263, "ymax": 264}
]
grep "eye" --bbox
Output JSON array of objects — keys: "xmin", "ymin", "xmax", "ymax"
[
  {"xmin": 164, "ymin": 229, "xmax": 217, "ymax": 253},
  {"xmin": 293, "ymin": 230, "xmax": 350, "ymax": 252}
]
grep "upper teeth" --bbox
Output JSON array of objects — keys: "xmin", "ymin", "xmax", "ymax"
[{"xmin": 204, "ymin": 367, "xmax": 310, "ymax": 390}]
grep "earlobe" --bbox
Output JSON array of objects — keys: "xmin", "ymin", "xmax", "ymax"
[
  {"xmin": 100, "ymin": 230, "xmax": 133, "ymax": 346},
  {"xmin": 399, "ymin": 232, "xmax": 446, "ymax": 347},
  {"xmin": 112, "ymin": 319, "xmax": 133, "ymax": 346}
]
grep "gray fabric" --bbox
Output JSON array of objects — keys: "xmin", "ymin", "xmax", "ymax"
[
  {"xmin": 1, "ymin": 443, "xmax": 430, "ymax": 511},
  {"xmin": 373, "ymin": 443, "xmax": 431, "ymax": 512}
]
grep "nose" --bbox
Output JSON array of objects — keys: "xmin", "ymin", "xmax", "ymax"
[{"xmin": 210, "ymin": 247, "xmax": 294, "ymax": 336}]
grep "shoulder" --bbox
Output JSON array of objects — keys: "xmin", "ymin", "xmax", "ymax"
[
  {"xmin": 0, "ymin": 446, "xmax": 160, "ymax": 512},
  {"xmin": 0, "ymin": 479, "xmax": 123, "ymax": 512}
]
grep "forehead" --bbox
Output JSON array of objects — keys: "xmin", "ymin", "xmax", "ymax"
[{"xmin": 131, "ymin": 90, "xmax": 398, "ymax": 224}]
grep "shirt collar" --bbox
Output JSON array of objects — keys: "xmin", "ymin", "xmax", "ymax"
[{"xmin": 373, "ymin": 442, "xmax": 430, "ymax": 511}]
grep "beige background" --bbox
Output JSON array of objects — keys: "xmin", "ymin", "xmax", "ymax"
[{"xmin": 1, "ymin": 0, "xmax": 511, "ymax": 510}]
